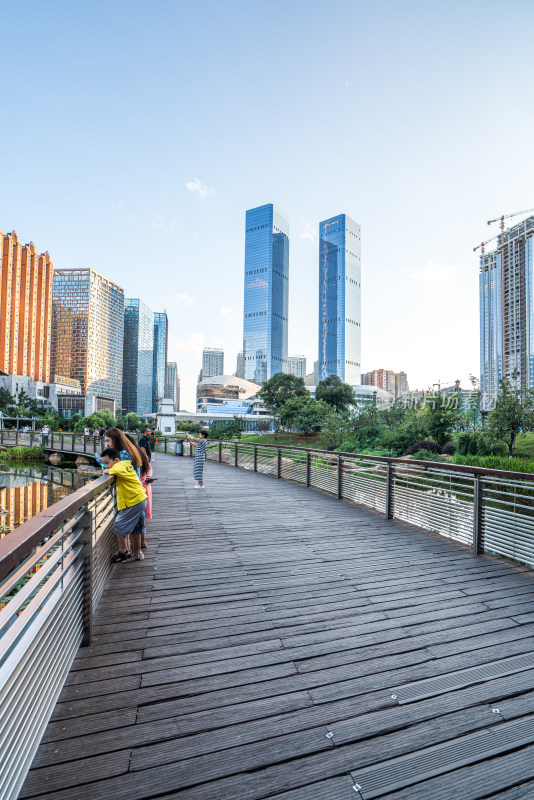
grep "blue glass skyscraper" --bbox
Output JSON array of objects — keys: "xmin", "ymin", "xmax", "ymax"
[
  {"xmin": 243, "ymin": 204, "xmax": 289, "ymax": 384},
  {"xmin": 152, "ymin": 311, "xmax": 168, "ymax": 411},
  {"xmin": 122, "ymin": 299, "xmax": 154, "ymax": 415},
  {"xmin": 318, "ymin": 214, "xmax": 361, "ymax": 385}
]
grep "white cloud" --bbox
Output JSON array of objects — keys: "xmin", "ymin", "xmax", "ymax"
[
  {"xmin": 169, "ymin": 293, "xmax": 194, "ymax": 307},
  {"xmin": 186, "ymin": 177, "xmax": 215, "ymax": 200},
  {"xmin": 151, "ymin": 212, "xmax": 176, "ymax": 233},
  {"xmin": 169, "ymin": 332, "xmax": 205, "ymax": 355},
  {"xmin": 220, "ymin": 305, "xmax": 241, "ymax": 322},
  {"xmin": 407, "ymin": 261, "xmax": 458, "ymax": 287},
  {"xmin": 300, "ymin": 222, "xmax": 317, "ymax": 245}
]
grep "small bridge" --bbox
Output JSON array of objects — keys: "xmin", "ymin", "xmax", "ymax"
[{"xmin": 1, "ymin": 444, "xmax": 534, "ymax": 799}]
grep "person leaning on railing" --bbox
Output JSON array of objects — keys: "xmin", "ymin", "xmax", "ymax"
[
  {"xmin": 186, "ymin": 429, "xmax": 209, "ymax": 488},
  {"xmin": 101, "ymin": 448, "xmax": 147, "ymax": 563}
]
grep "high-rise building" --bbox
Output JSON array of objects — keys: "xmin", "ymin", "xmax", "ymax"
[
  {"xmin": 243, "ymin": 203, "xmax": 289, "ymax": 384},
  {"xmin": 51, "ymin": 269, "xmax": 124, "ymax": 406},
  {"xmin": 0, "ymin": 230, "xmax": 53, "ymax": 382},
  {"xmin": 318, "ymin": 214, "xmax": 361, "ymax": 384},
  {"xmin": 478, "ymin": 218, "xmax": 534, "ymax": 405},
  {"xmin": 122, "ymin": 299, "xmax": 154, "ymax": 415},
  {"xmin": 287, "ymin": 355, "xmax": 306, "ymax": 379},
  {"xmin": 152, "ymin": 312, "xmax": 168, "ymax": 412},
  {"xmin": 362, "ymin": 368, "xmax": 409, "ymax": 400},
  {"xmin": 165, "ymin": 361, "xmax": 180, "ymax": 411},
  {"xmin": 236, "ymin": 351, "xmax": 245, "ymax": 379},
  {"xmin": 201, "ymin": 347, "xmax": 224, "ymax": 380}
]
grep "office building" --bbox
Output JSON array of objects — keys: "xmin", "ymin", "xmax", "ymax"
[
  {"xmin": 318, "ymin": 214, "xmax": 361, "ymax": 384},
  {"xmin": 0, "ymin": 230, "xmax": 53, "ymax": 382},
  {"xmin": 200, "ymin": 347, "xmax": 224, "ymax": 381},
  {"xmin": 395, "ymin": 371, "xmax": 409, "ymax": 399},
  {"xmin": 51, "ymin": 269, "xmax": 124, "ymax": 406},
  {"xmin": 166, "ymin": 361, "xmax": 180, "ymax": 411},
  {"xmin": 478, "ymin": 217, "xmax": 534, "ymax": 405},
  {"xmin": 287, "ymin": 355, "xmax": 306, "ymax": 379},
  {"xmin": 152, "ymin": 312, "xmax": 168, "ymax": 412},
  {"xmin": 243, "ymin": 203, "xmax": 289, "ymax": 384},
  {"xmin": 236, "ymin": 351, "xmax": 245, "ymax": 379},
  {"xmin": 122, "ymin": 299, "xmax": 154, "ymax": 415}
]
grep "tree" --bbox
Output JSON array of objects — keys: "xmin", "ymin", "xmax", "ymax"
[
  {"xmin": 280, "ymin": 396, "xmax": 330, "ymax": 437},
  {"xmin": 0, "ymin": 388, "xmax": 15, "ymax": 412},
  {"xmin": 487, "ymin": 375, "xmax": 534, "ymax": 457},
  {"xmin": 258, "ymin": 373, "xmax": 309, "ymax": 416},
  {"xmin": 424, "ymin": 393, "xmax": 461, "ymax": 446},
  {"xmin": 315, "ymin": 375, "xmax": 355, "ymax": 413}
]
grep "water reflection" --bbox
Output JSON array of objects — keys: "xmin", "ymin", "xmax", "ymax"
[{"xmin": 0, "ymin": 465, "xmax": 94, "ymax": 537}]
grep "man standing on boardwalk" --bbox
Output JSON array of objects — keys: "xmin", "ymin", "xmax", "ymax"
[{"xmin": 139, "ymin": 426, "xmax": 152, "ymax": 463}]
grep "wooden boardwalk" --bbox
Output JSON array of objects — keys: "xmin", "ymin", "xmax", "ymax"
[{"xmin": 20, "ymin": 453, "xmax": 534, "ymax": 800}]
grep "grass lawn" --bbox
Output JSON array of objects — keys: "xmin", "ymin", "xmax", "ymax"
[{"xmin": 513, "ymin": 433, "xmax": 534, "ymax": 459}]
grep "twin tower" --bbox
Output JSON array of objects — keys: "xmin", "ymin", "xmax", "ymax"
[{"xmin": 243, "ymin": 203, "xmax": 362, "ymax": 386}]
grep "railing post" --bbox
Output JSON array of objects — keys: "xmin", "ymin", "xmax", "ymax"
[
  {"xmin": 189, "ymin": 442, "xmax": 193, "ymax": 457},
  {"xmin": 16, "ymin": 429, "xmax": 19, "ymax": 446},
  {"xmin": 0, "ymin": 429, "xmax": 3, "ymax": 444},
  {"xmin": 51, "ymin": 432, "xmax": 54, "ymax": 448},
  {"xmin": 306, "ymin": 451, "xmax": 310, "ymax": 487},
  {"xmin": 235, "ymin": 443, "xmax": 239, "ymax": 467},
  {"xmin": 277, "ymin": 448, "xmax": 281, "ymax": 478},
  {"xmin": 164, "ymin": 437, "xmax": 168, "ymax": 453},
  {"xmin": 80, "ymin": 509, "xmax": 94, "ymax": 647},
  {"xmin": 337, "ymin": 455, "xmax": 342, "ymax": 499},
  {"xmin": 473, "ymin": 475, "xmax": 482, "ymax": 554},
  {"xmin": 30, "ymin": 430, "xmax": 34, "ymax": 446},
  {"xmin": 254, "ymin": 445, "xmax": 257, "ymax": 472},
  {"xmin": 219, "ymin": 441, "xmax": 222, "ymax": 463},
  {"xmin": 83, "ymin": 434, "xmax": 86, "ymax": 453},
  {"xmin": 62, "ymin": 433, "xmax": 65, "ymax": 451},
  {"xmin": 385, "ymin": 463, "xmax": 393, "ymax": 520}
]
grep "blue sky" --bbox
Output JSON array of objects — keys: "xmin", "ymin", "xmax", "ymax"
[{"xmin": 2, "ymin": 0, "xmax": 534, "ymax": 410}]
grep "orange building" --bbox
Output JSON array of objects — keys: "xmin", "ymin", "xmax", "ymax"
[{"xmin": 0, "ymin": 230, "xmax": 53, "ymax": 382}]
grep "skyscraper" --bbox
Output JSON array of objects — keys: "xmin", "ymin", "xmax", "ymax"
[
  {"xmin": 480, "ymin": 215, "xmax": 534, "ymax": 406},
  {"xmin": 236, "ymin": 351, "xmax": 245, "ymax": 379},
  {"xmin": 0, "ymin": 230, "xmax": 53, "ymax": 382},
  {"xmin": 152, "ymin": 312, "xmax": 168, "ymax": 412},
  {"xmin": 51, "ymin": 268, "xmax": 124, "ymax": 405},
  {"xmin": 201, "ymin": 347, "xmax": 224, "ymax": 379},
  {"xmin": 165, "ymin": 361, "xmax": 180, "ymax": 411},
  {"xmin": 243, "ymin": 203, "xmax": 289, "ymax": 384},
  {"xmin": 287, "ymin": 355, "xmax": 307, "ymax": 379},
  {"xmin": 122, "ymin": 299, "xmax": 154, "ymax": 415},
  {"xmin": 318, "ymin": 214, "xmax": 361, "ymax": 384}
]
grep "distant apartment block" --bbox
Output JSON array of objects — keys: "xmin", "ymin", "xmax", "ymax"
[
  {"xmin": 318, "ymin": 214, "xmax": 361, "ymax": 384},
  {"xmin": 480, "ymin": 215, "xmax": 534, "ymax": 406},
  {"xmin": 51, "ymin": 268, "xmax": 124, "ymax": 406},
  {"xmin": 287, "ymin": 355, "xmax": 306, "ymax": 379},
  {"xmin": 166, "ymin": 361, "xmax": 180, "ymax": 411},
  {"xmin": 361, "ymin": 369, "xmax": 409, "ymax": 400},
  {"xmin": 243, "ymin": 203, "xmax": 289, "ymax": 384},
  {"xmin": 0, "ymin": 230, "xmax": 53, "ymax": 382},
  {"xmin": 235, "ymin": 351, "xmax": 245, "ymax": 379},
  {"xmin": 152, "ymin": 312, "xmax": 168, "ymax": 412},
  {"xmin": 201, "ymin": 347, "xmax": 224, "ymax": 381}
]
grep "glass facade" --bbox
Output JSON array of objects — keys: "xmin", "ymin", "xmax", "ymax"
[
  {"xmin": 122, "ymin": 299, "xmax": 154, "ymax": 415},
  {"xmin": 479, "ymin": 251, "xmax": 503, "ymax": 407},
  {"xmin": 202, "ymin": 347, "xmax": 224, "ymax": 379},
  {"xmin": 152, "ymin": 312, "xmax": 168, "ymax": 412},
  {"xmin": 318, "ymin": 214, "xmax": 361, "ymax": 384},
  {"xmin": 287, "ymin": 355, "xmax": 307, "ymax": 378},
  {"xmin": 243, "ymin": 204, "xmax": 289, "ymax": 384},
  {"xmin": 165, "ymin": 361, "xmax": 179, "ymax": 410},
  {"xmin": 51, "ymin": 269, "xmax": 124, "ymax": 406}
]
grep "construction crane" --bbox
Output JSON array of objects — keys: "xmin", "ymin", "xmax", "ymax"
[
  {"xmin": 473, "ymin": 232, "xmax": 500, "ymax": 254},
  {"xmin": 487, "ymin": 207, "xmax": 534, "ymax": 233}
]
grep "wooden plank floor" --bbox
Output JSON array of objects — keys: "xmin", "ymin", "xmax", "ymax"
[{"xmin": 20, "ymin": 453, "xmax": 534, "ymax": 800}]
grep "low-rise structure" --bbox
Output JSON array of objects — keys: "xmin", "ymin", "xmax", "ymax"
[{"xmin": 196, "ymin": 375, "xmax": 268, "ymax": 416}]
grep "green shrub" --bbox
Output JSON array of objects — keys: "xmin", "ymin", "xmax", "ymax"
[
  {"xmin": 406, "ymin": 440, "xmax": 442, "ymax": 455},
  {"xmin": 411, "ymin": 449, "xmax": 445, "ymax": 462},
  {"xmin": 457, "ymin": 430, "xmax": 502, "ymax": 456},
  {"xmin": 441, "ymin": 441, "xmax": 457, "ymax": 455},
  {"xmin": 0, "ymin": 445, "xmax": 44, "ymax": 461}
]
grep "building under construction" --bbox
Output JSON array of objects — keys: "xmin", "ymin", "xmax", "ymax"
[{"xmin": 480, "ymin": 214, "xmax": 534, "ymax": 406}]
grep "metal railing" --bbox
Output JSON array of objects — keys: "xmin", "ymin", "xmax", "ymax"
[
  {"xmin": 0, "ymin": 475, "xmax": 116, "ymax": 800},
  {"xmin": 194, "ymin": 440, "xmax": 534, "ymax": 568},
  {"xmin": 0, "ymin": 429, "xmax": 104, "ymax": 456}
]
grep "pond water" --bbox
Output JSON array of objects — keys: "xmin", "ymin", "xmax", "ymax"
[{"xmin": 0, "ymin": 463, "xmax": 94, "ymax": 538}]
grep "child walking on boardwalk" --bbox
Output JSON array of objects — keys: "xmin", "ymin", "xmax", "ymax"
[{"xmin": 101, "ymin": 447, "xmax": 147, "ymax": 563}]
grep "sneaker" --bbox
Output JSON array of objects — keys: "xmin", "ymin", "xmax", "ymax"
[
  {"xmin": 134, "ymin": 552, "xmax": 145, "ymax": 560},
  {"xmin": 194, "ymin": 484, "xmax": 205, "ymax": 489}
]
